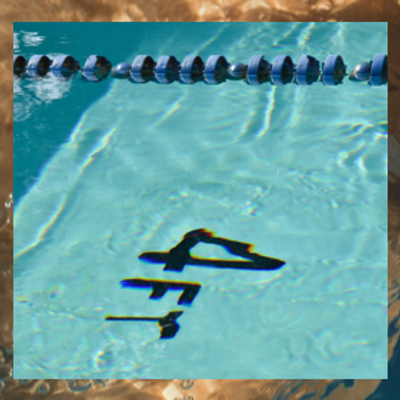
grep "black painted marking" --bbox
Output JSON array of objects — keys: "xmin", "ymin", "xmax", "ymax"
[
  {"xmin": 120, "ymin": 278, "xmax": 201, "ymax": 305},
  {"xmin": 105, "ymin": 311, "xmax": 183, "ymax": 339},
  {"xmin": 139, "ymin": 228, "xmax": 286, "ymax": 272}
]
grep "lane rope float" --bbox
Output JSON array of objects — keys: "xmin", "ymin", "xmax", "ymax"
[{"xmin": 13, "ymin": 53, "xmax": 388, "ymax": 86}]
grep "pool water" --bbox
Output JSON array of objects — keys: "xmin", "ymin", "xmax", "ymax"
[{"xmin": 13, "ymin": 22, "xmax": 387, "ymax": 379}]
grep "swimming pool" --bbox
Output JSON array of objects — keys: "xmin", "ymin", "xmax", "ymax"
[{"xmin": 13, "ymin": 22, "xmax": 387, "ymax": 379}]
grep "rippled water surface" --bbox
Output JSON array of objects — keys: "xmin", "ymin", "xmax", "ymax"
[{"xmin": 13, "ymin": 22, "xmax": 388, "ymax": 379}]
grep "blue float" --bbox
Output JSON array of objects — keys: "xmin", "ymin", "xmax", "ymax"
[
  {"xmin": 81, "ymin": 55, "xmax": 112, "ymax": 82},
  {"xmin": 111, "ymin": 62, "xmax": 131, "ymax": 79},
  {"xmin": 370, "ymin": 54, "xmax": 387, "ymax": 86},
  {"xmin": 50, "ymin": 55, "xmax": 80, "ymax": 79},
  {"xmin": 25, "ymin": 55, "xmax": 52, "ymax": 78},
  {"xmin": 246, "ymin": 55, "xmax": 271, "ymax": 85},
  {"xmin": 131, "ymin": 55, "xmax": 156, "ymax": 83},
  {"xmin": 227, "ymin": 63, "xmax": 247, "ymax": 80},
  {"xmin": 204, "ymin": 55, "xmax": 229, "ymax": 84},
  {"xmin": 180, "ymin": 55, "xmax": 204, "ymax": 84},
  {"xmin": 349, "ymin": 62, "xmax": 371, "ymax": 82},
  {"xmin": 154, "ymin": 55, "xmax": 180, "ymax": 84},
  {"xmin": 322, "ymin": 55, "xmax": 346, "ymax": 86},
  {"xmin": 13, "ymin": 55, "xmax": 27, "ymax": 76},
  {"xmin": 270, "ymin": 55, "xmax": 294, "ymax": 86},
  {"xmin": 295, "ymin": 55, "xmax": 320, "ymax": 86}
]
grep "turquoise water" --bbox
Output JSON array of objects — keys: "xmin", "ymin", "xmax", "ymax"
[{"xmin": 14, "ymin": 22, "xmax": 387, "ymax": 379}]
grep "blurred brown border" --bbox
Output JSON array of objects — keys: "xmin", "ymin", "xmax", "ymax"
[{"xmin": 1, "ymin": 1, "xmax": 399, "ymax": 399}]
